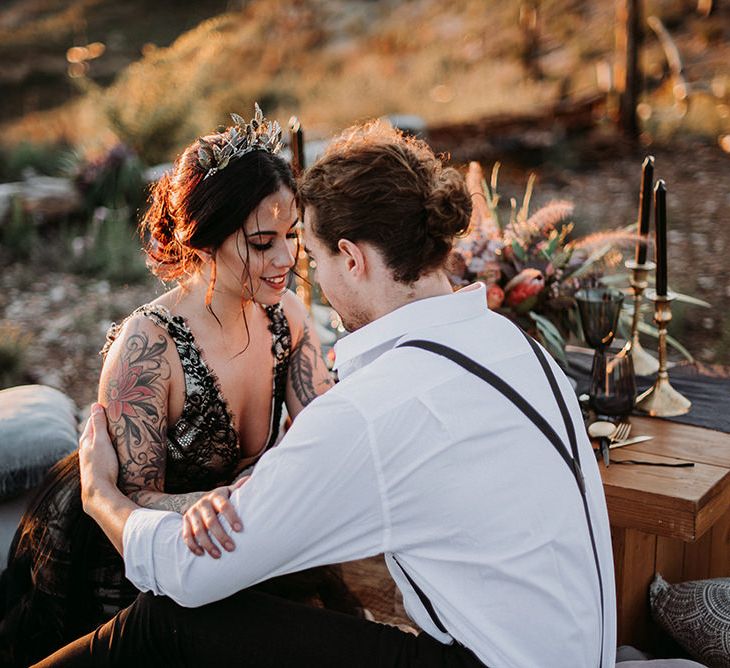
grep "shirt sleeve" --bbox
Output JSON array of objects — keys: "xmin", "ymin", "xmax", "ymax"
[{"xmin": 122, "ymin": 391, "xmax": 387, "ymax": 608}]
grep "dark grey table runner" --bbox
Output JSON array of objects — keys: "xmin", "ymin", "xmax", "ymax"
[{"xmin": 565, "ymin": 350, "xmax": 730, "ymax": 434}]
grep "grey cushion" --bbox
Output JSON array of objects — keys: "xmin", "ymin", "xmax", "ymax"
[
  {"xmin": 0, "ymin": 384, "xmax": 78, "ymax": 499},
  {"xmin": 651, "ymin": 572, "xmax": 730, "ymax": 668}
]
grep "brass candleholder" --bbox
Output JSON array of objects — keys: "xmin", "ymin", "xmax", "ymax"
[
  {"xmin": 635, "ymin": 290, "xmax": 692, "ymax": 416},
  {"xmin": 624, "ymin": 259, "xmax": 659, "ymax": 376}
]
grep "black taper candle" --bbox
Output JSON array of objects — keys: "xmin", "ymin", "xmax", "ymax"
[
  {"xmin": 636, "ymin": 155, "xmax": 654, "ymax": 265},
  {"xmin": 654, "ymin": 180, "xmax": 668, "ymax": 296}
]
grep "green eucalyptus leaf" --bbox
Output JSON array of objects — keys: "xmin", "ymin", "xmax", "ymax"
[
  {"xmin": 511, "ymin": 240, "xmax": 527, "ymax": 262},
  {"xmin": 550, "ymin": 250, "xmax": 570, "ymax": 268},
  {"xmin": 599, "ymin": 273, "xmax": 631, "ymax": 286},
  {"xmin": 530, "ymin": 312, "xmax": 568, "ymax": 365},
  {"xmin": 529, "ymin": 311, "xmax": 563, "ymax": 340},
  {"xmin": 671, "ymin": 291, "xmax": 712, "ymax": 308},
  {"xmin": 544, "ymin": 234, "xmax": 560, "ymax": 258},
  {"xmin": 636, "ymin": 321, "xmax": 695, "ymax": 362}
]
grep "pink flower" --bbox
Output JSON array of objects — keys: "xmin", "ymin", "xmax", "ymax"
[
  {"xmin": 106, "ymin": 360, "xmax": 155, "ymax": 422},
  {"xmin": 504, "ymin": 268, "xmax": 545, "ymax": 309}
]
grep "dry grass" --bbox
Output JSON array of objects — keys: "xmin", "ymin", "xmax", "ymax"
[{"xmin": 2, "ymin": 0, "xmax": 728, "ymax": 158}]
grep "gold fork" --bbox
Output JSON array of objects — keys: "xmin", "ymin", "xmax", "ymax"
[{"xmin": 610, "ymin": 421, "xmax": 632, "ymax": 445}]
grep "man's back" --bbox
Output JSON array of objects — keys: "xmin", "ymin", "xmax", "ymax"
[{"xmin": 330, "ymin": 284, "xmax": 616, "ymax": 667}]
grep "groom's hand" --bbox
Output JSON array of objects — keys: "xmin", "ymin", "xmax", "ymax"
[
  {"xmin": 79, "ymin": 403, "xmax": 120, "ymax": 512},
  {"xmin": 182, "ymin": 481, "xmax": 246, "ymax": 558}
]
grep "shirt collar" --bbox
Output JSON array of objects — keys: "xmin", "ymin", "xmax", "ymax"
[{"xmin": 333, "ymin": 283, "xmax": 487, "ymax": 379}]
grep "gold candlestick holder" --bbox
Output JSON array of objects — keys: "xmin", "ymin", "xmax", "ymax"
[
  {"xmin": 624, "ymin": 259, "xmax": 659, "ymax": 376},
  {"xmin": 635, "ymin": 290, "xmax": 691, "ymax": 416}
]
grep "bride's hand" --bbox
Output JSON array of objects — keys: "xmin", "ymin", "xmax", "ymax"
[{"xmin": 182, "ymin": 482, "xmax": 247, "ymax": 558}]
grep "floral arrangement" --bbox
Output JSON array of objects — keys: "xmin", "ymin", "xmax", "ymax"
[{"xmin": 447, "ymin": 162, "xmax": 634, "ymax": 363}]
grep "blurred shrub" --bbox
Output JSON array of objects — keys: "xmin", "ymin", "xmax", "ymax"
[
  {"xmin": 65, "ymin": 208, "xmax": 149, "ymax": 284},
  {"xmin": 74, "ymin": 144, "xmax": 146, "ymax": 212},
  {"xmin": 98, "ymin": 16, "xmax": 229, "ymax": 164},
  {"xmin": 0, "ymin": 142, "xmax": 76, "ymax": 182},
  {"xmin": 0, "ymin": 324, "xmax": 32, "ymax": 390},
  {"xmin": 1, "ymin": 197, "xmax": 38, "ymax": 261}
]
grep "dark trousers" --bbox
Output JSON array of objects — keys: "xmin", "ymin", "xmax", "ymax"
[{"xmin": 32, "ymin": 588, "xmax": 486, "ymax": 668}]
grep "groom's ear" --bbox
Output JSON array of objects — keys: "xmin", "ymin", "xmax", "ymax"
[{"xmin": 337, "ymin": 238, "xmax": 366, "ymax": 277}]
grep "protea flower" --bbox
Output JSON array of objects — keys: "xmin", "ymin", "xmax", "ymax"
[{"xmin": 504, "ymin": 268, "xmax": 545, "ymax": 311}]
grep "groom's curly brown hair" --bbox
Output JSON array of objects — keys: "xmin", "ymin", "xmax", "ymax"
[{"xmin": 298, "ymin": 120, "xmax": 471, "ymax": 284}]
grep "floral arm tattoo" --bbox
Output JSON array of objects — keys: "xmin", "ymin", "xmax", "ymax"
[
  {"xmin": 100, "ymin": 324, "xmax": 205, "ymax": 514},
  {"xmin": 286, "ymin": 318, "xmax": 334, "ymax": 418}
]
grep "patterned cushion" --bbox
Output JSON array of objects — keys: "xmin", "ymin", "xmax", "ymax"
[
  {"xmin": 650, "ymin": 573, "xmax": 730, "ymax": 668},
  {"xmin": 0, "ymin": 385, "xmax": 78, "ymax": 499}
]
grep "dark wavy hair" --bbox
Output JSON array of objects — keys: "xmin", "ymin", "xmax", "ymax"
[{"xmin": 140, "ymin": 132, "xmax": 295, "ymax": 307}]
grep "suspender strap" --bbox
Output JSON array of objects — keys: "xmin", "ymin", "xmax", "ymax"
[
  {"xmin": 392, "ymin": 555, "xmax": 449, "ymax": 634},
  {"xmin": 394, "ymin": 337, "xmax": 605, "ymax": 667},
  {"xmin": 399, "ymin": 340, "xmax": 581, "ymax": 492},
  {"xmin": 517, "ymin": 330, "xmax": 606, "ymax": 662}
]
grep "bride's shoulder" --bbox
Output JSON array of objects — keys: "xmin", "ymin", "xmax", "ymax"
[
  {"xmin": 100, "ymin": 305, "xmax": 177, "ymax": 365},
  {"xmin": 278, "ymin": 289, "xmax": 309, "ymax": 343}
]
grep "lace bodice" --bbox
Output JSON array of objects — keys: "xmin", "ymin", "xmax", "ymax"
[{"xmin": 101, "ymin": 303, "xmax": 291, "ymax": 492}]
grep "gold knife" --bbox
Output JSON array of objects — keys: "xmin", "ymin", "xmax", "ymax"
[{"xmin": 609, "ymin": 435, "xmax": 654, "ymax": 450}]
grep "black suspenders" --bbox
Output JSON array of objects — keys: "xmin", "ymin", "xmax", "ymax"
[{"xmin": 394, "ymin": 334, "xmax": 605, "ymax": 666}]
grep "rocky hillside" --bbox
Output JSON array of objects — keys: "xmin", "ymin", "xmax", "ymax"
[{"xmin": 2, "ymin": 0, "xmax": 728, "ymax": 160}]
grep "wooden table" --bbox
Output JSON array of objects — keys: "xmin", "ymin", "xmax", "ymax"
[{"xmin": 598, "ymin": 416, "xmax": 730, "ymax": 652}]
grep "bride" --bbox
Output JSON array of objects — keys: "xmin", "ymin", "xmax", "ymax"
[{"xmin": 0, "ymin": 106, "xmax": 361, "ymax": 666}]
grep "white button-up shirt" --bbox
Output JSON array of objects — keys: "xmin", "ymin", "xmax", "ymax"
[{"xmin": 123, "ymin": 283, "xmax": 616, "ymax": 668}]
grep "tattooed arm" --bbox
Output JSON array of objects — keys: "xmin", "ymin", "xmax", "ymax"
[
  {"xmin": 98, "ymin": 316, "xmax": 205, "ymax": 514},
  {"xmin": 282, "ymin": 292, "xmax": 334, "ymax": 420}
]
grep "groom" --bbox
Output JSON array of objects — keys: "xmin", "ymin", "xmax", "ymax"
[{"xmin": 37, "ymin": 121, "xmax": 615, "ymax": 667}]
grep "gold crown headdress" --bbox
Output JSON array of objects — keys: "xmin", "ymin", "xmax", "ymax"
[{"xmin": 198, "ymin": 104, "xmax": 283, "ymax": 180}]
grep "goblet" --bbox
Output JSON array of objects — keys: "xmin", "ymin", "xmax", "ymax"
[
  {"xmin": 575, "ymin": 287, "xmax": 624, "ymax": 350},
  {"xmin": 589, "ymin": 346, "xmax": 637, "ymax": 417},
  {"xmin": 575, "ymin": 288, "xmax": 636, "ymax": 416}
]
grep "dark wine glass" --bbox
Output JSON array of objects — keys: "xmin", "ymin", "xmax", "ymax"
[
  {"xmin": 590, "ymin": 346, "xmax": 637, "ymax": 416},
  {"xmin": 575, "ymin": 288, "xmax": 635, "ymax": 415},
  {"xmin": 575, "ymin": 288, "xmax": 624, "ymax": 350}
]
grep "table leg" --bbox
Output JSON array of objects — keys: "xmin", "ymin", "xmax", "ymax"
[{"xmin": 612, "ymin": 525, "xmax": 657, "ymax": 649}]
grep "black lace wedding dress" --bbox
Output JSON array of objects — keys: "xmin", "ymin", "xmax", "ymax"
[{"xmin": 0, "ymin": 303, "xmax": 360, "ymax": 666}]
